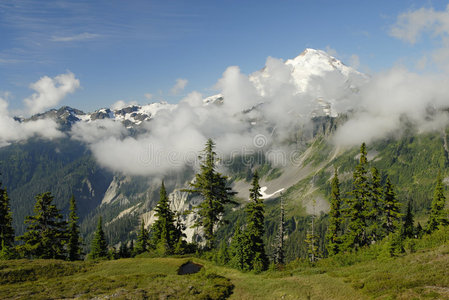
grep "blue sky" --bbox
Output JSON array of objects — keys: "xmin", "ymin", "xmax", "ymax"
[{"xmin": 0, "ymin": 0, "xmax": 446, "ymax": 113}]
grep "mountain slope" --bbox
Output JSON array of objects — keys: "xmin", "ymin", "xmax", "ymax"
[{"xmin": 1, "ymin": 48, "xmax": 448, "ymax": 257}]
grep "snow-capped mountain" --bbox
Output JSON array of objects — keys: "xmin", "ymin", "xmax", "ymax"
[
  {"xmin": 24, "ymin": 48, "xmax": 366, "ymax": 127},
  {"xmin": 249, "ymin": 48, "xmax": 367, "ymax": 117},
  {"xmin": 26, "ymin": 102, "xmax": 177, "ymax": 129},
  {"xmin": 284, "ymin": 48, "xmax": 366, "ymax": 92}
]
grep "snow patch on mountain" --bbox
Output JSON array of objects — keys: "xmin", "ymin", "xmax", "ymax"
[{"xmin": 259, "ymin": 186, "xmax": 284, "ymax": 199}]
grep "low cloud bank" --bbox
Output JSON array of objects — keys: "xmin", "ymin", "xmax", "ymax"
[{"xmin": 0, "ymin": 96, "xmax": 63, "ymax": 147}]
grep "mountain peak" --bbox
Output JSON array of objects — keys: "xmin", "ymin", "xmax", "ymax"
[
  {"xmin": 300, "ymin": 48, "xmax": 330, "ymax": 57},
  {"xmin": 287, "ymin": 48, "xmax": 354, "ymax": 75}
]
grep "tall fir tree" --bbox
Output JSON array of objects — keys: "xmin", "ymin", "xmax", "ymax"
[
  {"xmin": 326, "ymin": 167, "xmax": 343, "ymax": 255},
  {"xmin": 134, "ymin": 218, "xmax": 149, "ymax": 255},
  {"xmin": 274, "ymin": 195, "xmax": 285, "ymax": 265},
  {"xmin": 0, "ymin": 181, "xmax": 14, "ymax": 256},
  {"xmin": 305, "ymin": 213, "xmax": 320, "ymax": 263},
  {"xmin": 367, "ymin": 167, "xmax": 383, "ymax": 242},
  {"xmin": 215, "ymin": 240, "xmax": 230, "ymax": 265},
  {"xmin": 173, "ymin": 212, "xmax": 187, "ymax": 255},
  {"xmin": 0, "ymin": 239, "xmax": 13, "ymax": 260},
  {"xmin": 402, "ymin": 200, "xmax": 415, "ymax": 239},
  {"xmin": 152, "ymin": 181, "xmax": 181, "ymax": 254},
  {"xmin": 186, "ymin": 139, "xmax": 236, "ymax": 249},
  {"xmin": 67, "ymin": 195, "xmax": 82, "ymax": 261},
  {"xmin": 382, "ymin": 177, "xmax": 402, "ymax": 234},
  {"xmin": 90, "ymin": 217, "xmax": 108, "ymax": 259},
  {"xmin": 229, "ymin": 224, "xmax": 251, "ymax": 271},
  {"xmin": 245, "ymin": 171, "xmax": 268, "ymax": 271},
  {"xmin": 118, "ymin": 242, "xmax": 130, "ymax": 258},
  {"xmin": 427, "ymin": 172, "xmax": 448, "ymax": 232},
  {"xmin": 18, "ymin": 192, "xmax": 67, "ymax": 259},
  {"xmin": 129, "ymin": 240, "xmax": 134, "ymax": 257},
  {"xmin": 342, "ymin": 142, "xmax": 370, "ymax": 251}
]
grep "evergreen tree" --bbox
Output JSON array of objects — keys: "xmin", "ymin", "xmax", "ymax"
[
  {"xmin": 274, "ymin": 195, "xmax": 285, "ymax": 265},
  {"xmin": 90, "ymin": 217, "xmax": 108, "ymax": 259},
  {"xmin": 134, "ymin": 219, "xmax": 149, "ymax": 255},
  {"xmin": 118, "ymin": 242, "xmax": 130, "ymax": 258},
  {"xmin": 229, "ymin": 224, "xmax": 251, "ymax": 271},
  {"xmin": 305, "ymin": 215, "xmax": 320, "ymax": 263},
  {"xmin": 67, "ymin": 195, "xmax": 82, "ymax": 261},
  {"xmin": 326, "ymin": 167, "xmax": 343, "ymax": 255},
  {"xmin": 415, "ymin": 222, "xmax": 423, "ymax": 238},
  {"xmin": 152, "ymin": 181, "xmax": 181, "ymax": 254},
  {"xmin": 402, "ymin": 200, "xmax": 415, "ymax": 239},
  {"xmin": 427, "ymin": 172, "xmax": 448, "ymax": 232},
  {"xmin": 382, "ymin": 177, "xmax": 402, "ymax": 234},
  {"xmin": 367, "ymin": 167, "xmax": 383, "ymax": 242},
  {"xmin": 174, "ymin": 235, "xmax": 186, "ymax": 255},
  {"xmin": 245, "ymin": 171, "xmax": 268, "ymax": 271},
  {"xmin": 215, "ymin": 240, "xmax": 230, "ymax": 265},
  {"xmin": 0, "ymin": 239, "xmax": 13, "ymax": 260},
  {"xmin": 174, "ymin": 212, "xmax": 187, "ymax": 250},
  {"xmin": 0, "ymin": 182, "xmax": 14, "ymax": 251},
  {"xmin": 186, "ymin": 139, "xmax": 236, "ymax": 249},
  {"xmin": 342, "ymin": 143, "xmax": 370, "ymax": 251},
  {"xmin": 18, "ymin": 192, "xmax": 67, "ymax": 259},
  {"xmin": 306, "ymin": 199, "xmax": 321, "ymax": 263},
  {"xmin": 129, "ymin": 240, "xmax": 135, "ymax": 257}
]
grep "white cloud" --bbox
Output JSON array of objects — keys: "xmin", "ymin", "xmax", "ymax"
[
  {"xmin": 0, "ymin": 95, "xmax": 64, "ymax": 147},
  {"xmin": 333, "ymin": 67, "xmax": 449, "ymax": 145},
  {"xmin": 24, "ymin": 72, "xmax": 80, "ymax": 115},
  {"xmin": 111, "ymin": 100, "xmax": 138, "ymax": 110},
  {"xmin": 51, "ymin": 32, "xmax": 100, "ymax": 42},
  {"xmin": 170, "ymin": 78, "xmax": 188, "ymax": 95},
  {"xmin": 390, "ymin": 4, "xmax": 449, "ymax": 71},
  {"xmin": 390, "ymin": 6, "xmax": 448, "ymax": 44},
  {"xmin": 71, "ymin": 119, "xmax": 127, "ymax": 144}
]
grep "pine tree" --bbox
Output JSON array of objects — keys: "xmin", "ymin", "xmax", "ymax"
[
  {"xmin": 229, "ymin": 224, "xmax": 251, "ymax": 271},
  {"xmin": 382, "ymin": 177, "xmax": 402, "ymax": 234},
  {"xmin": 367, "ymin": 167, "xmax": 383, "ymax": 242},
  {"xmin": 118, "ymin": 242, "xmax": 130, "ymax": 258},
  {"xmin": 18, "ymin": 192, "xmax": 67, "ymax": 259},
  {"xmin": 274, "ymin": 195, "xmax": 285, "ymax": 265},
  {"xmin": 129, "ymin": 240, "xmax": 135, "ymax": 257},
  {"xmin": 342, "ymin": 142, "xmax": 370, "ymax": 251},
  {"xmin": 415, "ymin": 222, "xmax": 423, "ymax": 238},
  {"xmin": 245, "ymin": 171, "xmax": 268, "ymax": 271},
  {"xmin": 0, "ymin": 182, "xmax": 14, "ymax": 251},
  {"xmin": 306, "ymin": 200, "xmax": 320, "ymax": 263},
  {"xmin": 427, "ymin": 172, "xmax": 448, "ymax": 232},
  {"xmin": 216, "ymin": 240, "xmax": 230, "ymax": 265},
  {"xmin": 0, "ymin": 239, "xmax": 13, "ymax": 260},
  {"xmin": 90, "ymin": 217, "xmax": 108, "ymax": 259},
  {"xmin": 67, "ymin": 195, "xmax": 82, "ymax": 261},
  {"xmin": 152, "ymin": 181, "xmax": 181, "ymax": 255},
  {"xmin": 402, "ymin": 200, "xmax": 415, "ymax": 239},
  {"xmin": 186, "ymin": 139, "xmax": 236, "ymax": 249},
  {"xmin": 326, "ymin": 167, "xmax": 343, "ymax": 255},
  {"xmin": 134, "ymin": 219, "xmax": 149, "ymax": 255},
  {"xmin": 174, "ymin": 212, "xmax": 187, "ymax": 250}
]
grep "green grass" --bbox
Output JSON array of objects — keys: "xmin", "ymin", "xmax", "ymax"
[
  {"xmin": 3, "ymin": 229, "xmax": 449, "ymax": 299},
  {"xmin": 0, "ymin": 258, "xmax": 233, "ymax": 299}
]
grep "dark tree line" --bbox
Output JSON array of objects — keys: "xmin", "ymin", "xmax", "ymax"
[
  {"xmin": 0, "ymin": 190, "xmax": 83, "ymax": 261},
  {"xmin": 326, "ymin": 142, "xmax": 447, "ymax": 256}
]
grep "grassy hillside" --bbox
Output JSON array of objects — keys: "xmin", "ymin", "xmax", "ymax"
[{"xmin": 2, "ymin": 227, "xmax": 449, "ymax": 299}]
